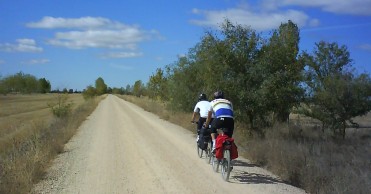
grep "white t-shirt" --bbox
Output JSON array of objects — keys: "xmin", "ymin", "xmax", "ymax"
[{"xmin": 194, "ymin": 100, "xmax": 212, "ymax": 118}]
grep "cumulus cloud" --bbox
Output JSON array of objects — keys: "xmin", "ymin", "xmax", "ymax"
[
  {"xmin": 27, "ymin": 16, "xmax": 155, "ymax": 50},
  {"xmin": 190, "ymin": 8, "xmax": 316, "ymax": 31},
  {"xmin": 100, "ymin": 51, "xmax": 143, "ymax": 59},
  {"xmin": 0, "ymin": 39, "xmax": 43, "ymax": 52}
]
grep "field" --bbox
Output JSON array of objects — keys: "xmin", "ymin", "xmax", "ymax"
[
  {"xmin": 0, "ymin": 93, "xmax": 100, "ymax": 193},
  {"xmin": 0, "ymin": 94, "xmax": 84, "ymax": 145}
]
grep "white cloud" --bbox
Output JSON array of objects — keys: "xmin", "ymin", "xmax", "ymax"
[
  {"xmin": 48, "ymin": 29, "xmax": 146, "ymax": 49},
  {"xmin": 100, "ymin": 51, "xmax": 143, "ymax": 59},
  {"xmin": 27, "ymin": 16, "xmax": 125, "ymax": 29},
  {"xmin": 0, "ymin": 39, "xmax": 43, "ymax": 52},
  {"xmin": 191, "ymin": 0, "xmax": 371, "ymax": 31},
  {"xmin": 27, "ymin": 16, "xmax": 156, "ymax": 50},
  {"xmin": 190, "ymin": 8, "xmax": 314, "ymax": 31},
  {"xmin": 263, "ymin": 0, "xmax": 371, "ymax": 16},
  {"xmin": 359, "ymin": 44, "xmax": 371, "ymax": 51},
  {"xmin": 22, "ymin": 58, "xmax": 50, "ymax": 65}
]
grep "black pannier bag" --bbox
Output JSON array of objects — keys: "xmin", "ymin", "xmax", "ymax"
[{"xmin": 197, "ymin": 127, "xmax": 211, "ymax": 150}]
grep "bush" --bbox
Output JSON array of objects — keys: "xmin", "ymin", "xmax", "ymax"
[{"xmin": 48, "ymin": 94, "xmax": 73, "ymax": 118}]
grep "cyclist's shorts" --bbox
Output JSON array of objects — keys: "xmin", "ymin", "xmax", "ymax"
[{"xmin": 211, "ymin": 117, "xmax": 234, "ymax": 137}]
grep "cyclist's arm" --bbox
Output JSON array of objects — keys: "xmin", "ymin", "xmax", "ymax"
[
  {"xmin": 204, "ymin": 110, "xmax": 213, "ymax": 127},
  {"xmin": 191, "ymin": 111, "xmax": 198, "ymax": 123}
]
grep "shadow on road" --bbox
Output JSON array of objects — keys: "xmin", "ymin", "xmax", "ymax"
[
  {"xmin": 231, "ymin": 171, "xmax": 283, "ymax": 184},
  {"xmin": 230, "ymin": 159, "xmax": 284, "ymax": 185}
]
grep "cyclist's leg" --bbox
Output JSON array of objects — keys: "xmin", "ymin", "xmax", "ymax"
[
  {"xmin": 224, "ymin": 118, "xmax": 234, "ymax": 137},
  {"xmin": 197, "ymin": 117, "xmax": 206, "ymax": 132},
  {"xmin": 210, "ymin": 118, "xmax": 221, "ymax": 150}
]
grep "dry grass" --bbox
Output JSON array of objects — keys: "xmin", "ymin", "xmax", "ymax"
[
  {"xmin": 246, "ymin": 124, "xmax": 371, "ymax": 194},
  {"xmin": 0, "ymin": 94, "xmax": 84, "ymax": 138},
  {"xmin": 118, "ymin": 95, "xmax": 371, "ymax": 194},
  {"xmin": 0, "ymin": 94, "xmax": 103, "ymax": 193}
]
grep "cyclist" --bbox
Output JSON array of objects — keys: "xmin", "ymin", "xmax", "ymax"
[
  {"xmin": 204, "ymin": 90, "xmax": 234, "ymax": 152},
  {"xmin": 191, "ymin": 93, "xmax": 213, "ymax": 141}
]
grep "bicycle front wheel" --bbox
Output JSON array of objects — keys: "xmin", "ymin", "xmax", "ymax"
[
  {"xmin": 205, "ymin": 141, "xmax": 212, "ymax": 164},
  {"xmin": 212, "ymin": 154, "xmax": 219, "ymax": 172},
  {"xmin": 221, "ymin": 149, "xmax": 231, "ymax": 181},
  {"xmin": 197, "ymin": 144, "xmax": 203, "ymax": 158}
]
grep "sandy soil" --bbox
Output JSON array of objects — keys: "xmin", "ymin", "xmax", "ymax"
[{"xmin": 31, "ymin": 95, "xmax": 306, "ymax": 194}]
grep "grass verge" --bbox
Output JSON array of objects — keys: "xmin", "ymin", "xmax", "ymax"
[{"xmin": 0, "ymin": 95, "xmax": 104, "ymax": 194}]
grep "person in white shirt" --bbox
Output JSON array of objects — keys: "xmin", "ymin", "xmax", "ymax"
[{"xmin": 191, "ymin": 93, "xmax": 213, "ymax": 138}]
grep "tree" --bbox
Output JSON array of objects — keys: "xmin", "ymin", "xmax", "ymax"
[
  {"xmin": 82, "ymin": 85, "xmax": 96, "ymax": 100},
  {"xmin": 299, "ymin": 41, "xmax": 371, "ymax": 138},
  {"xmin": 259, "ymin": 20, "xmax": 304, "ymax": 123},
  {"xmin": 147, "ymin": 68, "xmax": 169, "ymax": 101},
  {"xmin": 95, "ymin": 77, "xmax": 107, "ymax": 95},
  {"xmin": 38, "ymin": 78, "xmax": 51, "ymax": 93},
  {"xmin": 125, "ymin": 84, "xmax": 132, "ymax": 95},
  {"xmin": 132, "ymin": 80, "xmax": 144, "ymax": 97},
  {"xmin": 0, "ymin": 72, "xmax": 39, "ymax": 93}
]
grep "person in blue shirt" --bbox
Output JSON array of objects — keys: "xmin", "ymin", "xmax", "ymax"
[{"xmin": 204, "ymin": 91, "xmax": 234, "ymax": 151}]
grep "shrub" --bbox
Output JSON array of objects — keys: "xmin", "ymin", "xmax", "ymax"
[{"xmin": 48, "ymin": 94, "xmax": 73, "ymax": 118}]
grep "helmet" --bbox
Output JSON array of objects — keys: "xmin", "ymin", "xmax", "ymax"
[
  {"xmin": 198, "ymin": 93, "xmax": 207, "ymax": 101},
  {"xmin": 213, "ymin": 90, "xmax": 224, "ymax": 99}
]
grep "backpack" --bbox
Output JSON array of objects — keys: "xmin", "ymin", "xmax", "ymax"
[{"xmin": 197, "ymin": 127, "xmax": 211, "ymax": 150}]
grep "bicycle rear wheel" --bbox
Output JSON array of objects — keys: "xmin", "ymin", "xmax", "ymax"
[{"xmin": 221, "ymin": 149, "xmax": 231, "ymax": 181}]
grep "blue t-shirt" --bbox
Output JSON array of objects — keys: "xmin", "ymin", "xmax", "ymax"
[{"xmin": 209, "ymin": 99, "xmax": 233, "ymax": 118}]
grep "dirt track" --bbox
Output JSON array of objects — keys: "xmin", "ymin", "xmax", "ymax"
[{"xmin": 32, "ymin": 95, "xmax": 306, "ymax": 194}]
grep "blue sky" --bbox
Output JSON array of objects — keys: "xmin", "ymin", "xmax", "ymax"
[{"xmin": 1, "ymin": 0, "xmax": 371, "ymax": 91}]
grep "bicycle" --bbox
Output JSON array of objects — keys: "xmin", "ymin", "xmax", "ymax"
[
  {"xmin": 193, "ymin": 122, "xmax": 212, "ymax": 160},
  {"xmin": 210, "ymin": 128, "xmax": 233, "ymax": 181}
]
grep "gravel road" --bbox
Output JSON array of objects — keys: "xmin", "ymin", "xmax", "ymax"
[{"xmin": 32, "ymin": 95, "xmax": 306, "ymax": 194}]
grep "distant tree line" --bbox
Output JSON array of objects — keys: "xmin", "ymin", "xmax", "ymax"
[
  {"xmin": 82, "ymin": 77, "xmax": 133, "ymax": 99},
  {"xmin": 140, "ymin": 20, "xmax": 371, "ymax": 139},
  {"xmin": 0, "ymin": 72, "xmax": 51, "ymax": 94}
]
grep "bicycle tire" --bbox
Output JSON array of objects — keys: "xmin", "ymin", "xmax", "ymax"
[
  {"xmin": 197, "ymin": 144, "xmax": 203, "ymax": 158},
  {"xmin": 205, "ymin": 141, "xmax": 212, "ymax": 164},
  {"xmin": 221, "ymin": 149, "xmax": 231, "ymax": 181},
  {"xmin": 212, "ymin": 154, "xmax": 219, "ymax": 172}
]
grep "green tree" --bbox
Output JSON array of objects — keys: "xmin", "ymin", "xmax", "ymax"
[
  {"xmin": 132, "ymin": 80, "xmax": 144, "ymax": 97},
  {"xmin": 1, "ymin": 72, "xmax": 39, "ymax": 93},
  {"xmin": 147, "ymin": 68, "xmax": 169, "ymax": 101},
  {"xmin": 299, "ymin": 41, "xmax": 371, "ymax": 138},
  {"xmin": 95, "ymin": 77, "xmax": 107, "ymax": 95},
  {"xmin": 82, "ymin": 85, "xmax": 96, "ymax": 100},
  {"xmin": 259, "ymin": 20, "xmax": 304, "ymax": 123},
  {"xmin": 38, "ymin": 78, "xmax": 51, "ymax": 93}
]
